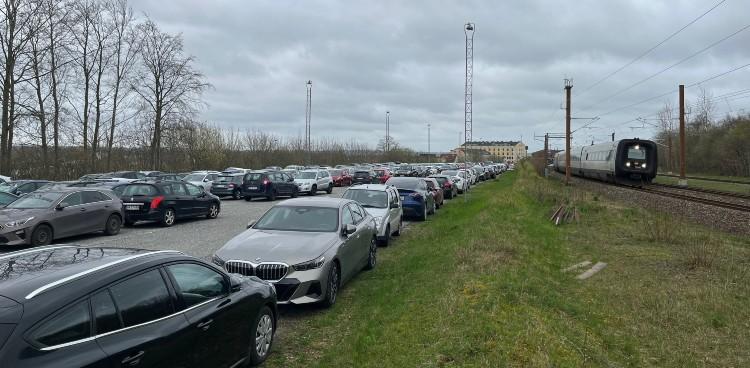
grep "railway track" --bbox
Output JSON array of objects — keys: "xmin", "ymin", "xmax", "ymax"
[
  {"xmin": 649, "ymin": 182, "xmax": 750, "ymax": 200},
  {"xmin": 625, "ymin": 184, "xmax": 750, "ymax": 213},
  {"xmin": 657, "ymin": 173, "xmax": 750, "ymax": 186}
]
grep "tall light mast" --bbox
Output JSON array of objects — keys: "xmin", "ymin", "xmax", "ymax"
[
  {"xmin": 386, "ymin": 111, "xmax": 390, "ymax": 153},
  {"xmin": 464, "ymin": 22, "xmax": 474, "ymax": 149},
  {"xmin": 305, "ymin": 80, "xmax": 312, "ymax": 164}
]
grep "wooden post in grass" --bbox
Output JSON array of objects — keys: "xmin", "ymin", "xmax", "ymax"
[
  {"xmin": 564, "ymin": 79, "xmax": 573, "ymax": 185},
  {"xmin": 678, "ymin": 84, "xmax": 687, "ymax": 187}
]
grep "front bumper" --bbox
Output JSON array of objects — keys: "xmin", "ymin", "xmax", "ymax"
[
  {"xmin": 0, "ymin": 226, "xmax": 31, "ymax": 245},
  {"xmin": 273, "ymin": 266, "xmax": 331, "ymax": 305}
]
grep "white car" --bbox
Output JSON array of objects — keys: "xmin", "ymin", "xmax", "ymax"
[
  {"xmin": 342, "ymin": 184, "xmax": 403, "ymax": 246},
  {"xmin": 184, "ymin": 171, "xmax": 220, "ymax": 192},
  {"xmin": 441, "ymin": 170, "xmax": 470, "ymax": 193},
  {"xmin": 294, "ymin": 169, "xmax": 334, "ymax": 195}
]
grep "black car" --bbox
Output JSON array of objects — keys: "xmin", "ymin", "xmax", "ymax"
[
  {"xmin": 394, "ymin": 165, "xmax": 418, "ymax": 177},
  {"xmin": 0, "ymin": 191, "xmax": 18, "ymax": 207},
  {"xmin": 0, "ymin": 245, "xmax": 278, "ymax": 367},
  {"xmin": 241, "ymin": 171, "xmax": 298, "ymax": 201},
  {"xmin": 211, "ymin": 173, "xmax": 245, "ymax": 199},
  {"xmin": 352, "ymin": 170, "xmax": 377, "ymax": 185},
  {"xmin": 0, "ymin": 180, "xmax": 51, "ymax": 196},
  {"xmin": 120, "ymin": 181, "xmax": 221, "ymax": 227}
]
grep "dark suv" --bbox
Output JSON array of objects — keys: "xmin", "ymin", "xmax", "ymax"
[
  {"xmin": 0, "ymin": 245, "xmax": 277, "ymax": 367},
  {"xmin": 119, "ymin": 181, "xmax": 221, "ymax": 227},
  {"xmin": 211, "ymin": 173, "xmax": 245, "ymax": 199},
  {"xmin": 242, "ymin": 171, "xmax": 299, "ymax": 201}
]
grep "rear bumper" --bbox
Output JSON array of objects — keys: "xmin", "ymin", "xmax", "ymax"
[
  {"xmin": 401, "ymin": 203, "xmax": 424, "ymax": 216},
  {"xmin": 124, "ymin": 209, "xmax": 163, "ymax": 222},
  {"xmin": 210, "ymin": 187, "xmax": 237, "ymax": 196}
]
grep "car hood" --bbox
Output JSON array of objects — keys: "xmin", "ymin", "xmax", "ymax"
[
  {"xmin": 363, "ymin": 207, "xmax": 387, "ymax": 219},
  {"xmin": 216, "ymin": 229, "xmax": 339, "ymax": 265},
  {"xmin": 294, "ymin": 179, "xmax": 316, "ymax": 185},
  {"xmin": 0, "ymin": 208, "xmax": 45, "ymax": 222}
]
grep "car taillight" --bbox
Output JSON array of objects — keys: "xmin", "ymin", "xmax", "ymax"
[
  {"xmin": 228, "ymin": 183, "xmax": 235, "ymax": 188},
  {"xmin": 151, "ymin": 195, "xmax": 164, "ymax": 209},
  {"xmin": 262, "ymin": 179, "xmax": 270, "ymax": 185}
]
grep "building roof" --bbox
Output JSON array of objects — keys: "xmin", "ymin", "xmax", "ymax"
[{"xmin": 462, "ymin": 141, "xmax": 522, "ymax": 147}]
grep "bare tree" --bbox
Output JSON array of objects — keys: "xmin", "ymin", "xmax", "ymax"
[
  {"xmin": 657, "ymin": 101, "xmax": 675, "ymax": 173},
  {"xmin": 67, "ymin": 0, "xmax": 98, "ymax": 164},
  {"xmin": 133, "ymin": 20, "xmax": 208, "ymax": 169},
  {"xmin": 88, "ymin": 2, "xmax": 112, "ymax": 170},
  {"xmin": 44, "ymin": 0, "xmax": 67, "ymax": 178}
]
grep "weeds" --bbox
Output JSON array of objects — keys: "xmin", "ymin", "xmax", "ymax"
[
  {"xmin": 682, "ymin": 233, "xmax": 721, "ymax": 270},
  {"xmin": 641, "ymin": 214, "xmax": 680, "ymax": 244}
]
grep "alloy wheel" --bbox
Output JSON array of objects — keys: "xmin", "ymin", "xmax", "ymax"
[
  {"xmin": 163, "ymin": 209, "xmax": 175, "ymax": 226},
  {"xmin": 255, "ymin": 314, "xmax": 273, "ymax": 358},
  {"xmin": 208, "ymin": 204, "xmax": 219, "ymax": 218}
]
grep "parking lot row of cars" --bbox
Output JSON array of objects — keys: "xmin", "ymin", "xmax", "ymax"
[{"xmin": 0, "ymin": 161, "xmax": 508, "ymax": 366}]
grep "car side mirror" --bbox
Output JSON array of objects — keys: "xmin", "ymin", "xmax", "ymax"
[
  {"xmin": 229, "ymin": 274, "xmax": 243, "ymax": 292},
  {"xmin": 203, "ymin": 178, "xmax": 209, "ymax": 182},
  {"xmin": 55, "ymin": 203, "xmax": 67, "ymax": 210},
  {"xmin": 390, "ymin": 202, "xmax": 399, "ymax": 209},
  {"xmin": 343, "ymin": 223, "xmax": 356, "ymax": 236},
  {"xmin": 287, "ymin": 177, "xmax": 294, "ymax": 182},
  {"xmin": 246, "ymin": 220, "xmax": 256, "ymax": 229}
]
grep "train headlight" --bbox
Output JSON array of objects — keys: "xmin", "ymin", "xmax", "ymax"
[
  {"xmin": 641, "ymin": 163, "xmax": 646, "ymax": 168},
  {"xmin": 625, "ymin": 162, "xmax": 631, "ymax": 167},
  {"xmin": 634, "ymin": 145, "xmax": 640, "ymax": 150}
]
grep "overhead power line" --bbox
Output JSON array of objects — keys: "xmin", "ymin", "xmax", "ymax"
[
  {"xmin": 583, "ymin": 22, "xmax": 750, "ymax": 112},
  {"xmin": 577, "ymin": 0, "xmax": 727, "ymax": 97}
]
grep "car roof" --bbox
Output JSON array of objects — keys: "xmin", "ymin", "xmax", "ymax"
[
  {"xmin": 0, "ymin": 245, "xmax": 182, "ymax": 302},
  {"xmin": 276, "ymin": 197, "xmax": 352, "ymax": 208},
  {"xmin": 346, "ymin": 184, "xmax": 391, "ymax": 191}
]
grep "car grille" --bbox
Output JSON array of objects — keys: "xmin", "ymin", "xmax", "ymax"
[{"xmin": 224, "ymin": 260, "xmax": 289, "ymax": 282}]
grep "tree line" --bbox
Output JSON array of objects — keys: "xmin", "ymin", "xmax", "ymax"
[{"xmin": 0, "ymin": 0, "xmax": 420, "ymax": 181}]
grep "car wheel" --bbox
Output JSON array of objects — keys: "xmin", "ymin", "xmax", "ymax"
[
  {"xmin": 207, "ymin": 202, "xmax": 219, "ymax": 219},
  {"xmin": 379, "ymin": 225, "xmax": 390, "ymax": 247},
  {"xmin": 291, "ymin": 188, "xmax": 298, "ymax": 198},
  {"xmin": 31, "ymin": 224, "xmax": 53, "ymax": 246},
  {"xmin": 244, "ymin": 196, "xmax": 252, "ymax": 202},
  {"xmin": 364, "ymin": 237, "xmax": 377, "ymax": 270},
  {"xmin": 321, "ymin": 262, "xmax": 340, "ymax": 308},
  {"xmin": 161, "ymin": 208, "xmax": 176, "ymax": 227},
  {"xmin": 429, "ymin": 202, "xmax": 436, "ymax": 215},
  {"xmin": 418, "ymin": 205, "xmax": 427, "ymax": 221},
  {"xmin": 393, "ymin": 219, "xmax": 402, "ymax": 236},
  {"xmin": 267, "ymin": 190, "xmax": 277, "ymax": 201},
  {"xmin": 246, "ymin": 306, "xmax": 274, "ymax": 366},
  {"xmin": 232, "ymin": 190, "xmax": 241, "ymax": 200},
  {"xmin": 326, "ymin": 184, "xmax": 333, "ymax": 194},
  {"xmin": 104, "ymin": 214, "xmax": 121, "ymax": 235},
  {"xmin": 436, "ymin": 200, "xmax": 441, "ymax": 210},
  {"xmin": 124, "ymin": 219, "xmax": 136, "ymax": 227},
  {"xmin": 310, "ymin": 185, "xmax": 317, "ymax": 196}
]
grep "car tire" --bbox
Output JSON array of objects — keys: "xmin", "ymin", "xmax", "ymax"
[
  {"xmin": 310, "ymin": 185, "xmax": 317, "ymax": 196},
  {"xmin": 393, "ymin": 219, "xmax": 402, "ymax": 236},
  {"xmin": 232, "ymin": 190, "xmax": 241, "ymax": 200},
  {"xmin": 161, "ymin": 208, "xmax": 176, "ymax": 227},
  {"xmin": 291, "ymin": 188, "xmax": 299, "ymax": 198},
  {"xmin": 379, "ymin": 225, "xmax": 390, "ymax": 247},
  {"xmin": 436, "ymin": 200, "xmax": 441, "ymax": 210},
  {"xmin": 418, "ymin": 205, "xmax": 427, "ymax": 221},
  {"xmin": 104, "ymin": 214, "xmax": 121, "ymax": 235},
  {"xmin": 31, "ymin": 224, "xmax": 53, "ymax": 246},
  {"xmin": 364, "ymin": 237, "xmax": 377, "ymax": 270},
  {"xmin": 207, "ymin": 202, "xmax": 220, "ymax": 219},
  {"xmin": 244, "ymin": 196, "xmax": 252, "ymax": 202},
  {"xmin": 267, "ymin": 190, "xmax": 277, "ymax": 201},
  {"xmin": 245, "ymin": 306, "xmax": 274, "ymax": 367},
  {"xmin": 321, "ymin": 262, "xmax": 340, "ymax": 308},
  {"xmin": 326, "ymin": 184, "xmax": 333, "ymax": 194},
  {"xmin": 429, "ymin": 202, "xmax": 436, "ymax": 215},
  {"xmin": 124, "ymin": 219, "xmax": 136, "ymax": 227}
]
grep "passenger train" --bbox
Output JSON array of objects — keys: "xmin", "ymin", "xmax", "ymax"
[{"xmin": 553, "ymin": 138, "xmax": 658, "ymax": 184}]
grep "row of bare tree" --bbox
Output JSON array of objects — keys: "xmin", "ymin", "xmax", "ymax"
[{"xmin": 0, "ymin": 0, "xmax": 207, "ymax": 179}]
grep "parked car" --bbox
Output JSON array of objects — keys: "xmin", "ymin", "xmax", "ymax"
[
  {"xmin": 36, "ymin": 181, "xmax": 77, "ymax": 191},
  {"xmin": 264, "ymin": 166, "xmax": 282, "ymax": 171},
  {"xmin": 394, "ymin": 164, "xmax": 418, "ymax": 177},
  {"xmin": 429, "ymin": 175, "xmax": 458, "ymax": 199},
  {"xmin": 294, "ymin": 169, "xmax": 333, "ymax": 195},
  {"xmin": 0, "ymin": 180, "xmax": 51, "ymax": 196},
  {"xmin": 68, "ymin": 181, "xmax": 129, "ymax": 196},
  {"xmin": 342, "ymin": 184, "xmax": 402, "ymax": 246},
  {"xmin": 183, "ymin": 171, "xmax": 220, "ymax": 192},
  {"xmin": 95, "ymin": 171, "xmax": 145, "ymax": 183},
  {"xmin": 385, "ymin": 177, "xmax": 435, "ymax": 221},
  {"xmin": 373, "ymin": 168, "xmax": 392, "ymax": 184},
  {"xmin": 0, "ymin": 191, "xmax": 18, "ymax": 207},
  {"xmin": 119, "ymin": 181, "xmax": 220, "ymax": 227},
  {"xmin": 141, "ymin": 173, "xmax": 184, "ymax": 181},
  {"xmin": 211, "ymin": 173, "xmax": 245, "ymax": 199},
  {"xmin": 242, "ymin": 171, "xmax": 299, "ymax": 201},
  {"xmin": 0, "ymin": 245, "xmax": 277, "ymax": 367},
  {"xmin": 329, "ymin": 169, "xmax": 352, "ymax": 187},
  {"xmin": 423, "ymin": 178, "xmax": 444, "ymax": 209},
  {"xmin": 213, "ymin": 198, "xmax": 377, "ymax": 307},
  {"xmin": 351, "ymin": 170, "xmax": 377, "ymax": 185},
  {"xmin": 284, "ymin": 165, "xmax": 305, "ymax": 171},
  {"xmin": 280, "ymin": 169, "xmax": 299, "ymax": 179},
  {"xmin": 0, "ymin": 188, "xmax": 123, "ymax": 246}
]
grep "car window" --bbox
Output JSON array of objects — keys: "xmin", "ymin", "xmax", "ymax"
[
  {"xmin": 61, "ymin": 191, "xmax": 83, "ymax": 206},
  {"xmin": 91, "ymin": 290, "xmax": 122, "ymax": 335},
  {"xmin": 30, "ymin": 300, "xmax": 90, "ymax": 347},
  {"xmin": 121, "ymin": 184, "xmax": 158, "ymax": 197},
  {"xmin": 341, "ymin": 206, "xmax": 355, "ymax": 226},
  {"xmin": 350, "ymin": 204, "xmax": 364, "ymax": 224},
  {"xmin": 136, "ymin": 172, "xmax": 146, "ymax": 179},
  {"xmin": 168, "ymin": 263, "xmax": 227, "ymax": 308},
  {"xmin": 83, "ymin": 190, "xmax": 109, "ymax": 203},
  {"xmin": 171, "ymin": 183, "xmax": 188, "ymax": 195},
  {"xmin": 185, "ymin": 183, "xmax": 202, "ymax": 196},
  {"xmin": 109, "ymin": 269, "xmax": 173, "ymax": 328}
]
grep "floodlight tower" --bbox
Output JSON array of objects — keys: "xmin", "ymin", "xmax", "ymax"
[
  {"xmin": 305, "ymin": 80, "xmax": 312, "ymax": 164},
  {"xmin": 386, "ymin": 111, "xmax": 390, "ymax": 153},
  {"xmin": 464, "ymin": 22, "xmax": 474, "ymax": 147}
]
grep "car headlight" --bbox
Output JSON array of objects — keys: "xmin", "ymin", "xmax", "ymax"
[
  {"xmin": 293, "ymin": 256, "xmax": 325, "ymax": 271},
  {"xmin": 625, "ymin": 162, "xmax": 631, "ymax": 167},
  {"xmin": 4, "ymin": 217, "xmax": 34, "ymax": 228},
  {"xmin": 212, "ymin": 254, "xmax": 225, "ymax": 267},
  {"xmin": 641, "ymin": 163, "xmax": 646, "ymax": 168}
]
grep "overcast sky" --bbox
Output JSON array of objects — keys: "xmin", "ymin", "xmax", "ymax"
[{"xmin": 132, "ymin": 0, "xmax": 750, "ymax": 153}]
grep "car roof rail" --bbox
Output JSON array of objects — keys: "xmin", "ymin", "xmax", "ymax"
[{"xmin": 25, "ymin": 250, "xmax": 183, "ymax": 300}]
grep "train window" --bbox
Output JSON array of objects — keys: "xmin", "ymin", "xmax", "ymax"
[{"xmin": 627, "ymin": 147, "xmax": 646, "ymax": 160}]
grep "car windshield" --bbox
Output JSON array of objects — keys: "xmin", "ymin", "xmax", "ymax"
[
  {"xmin": 399, "ymin": 165, "xmax": 412, "ymax": 170},
  {"xmin": 386, "ymin": 178, "xmax": 420, "ymax": 189},
  {"xmin": 0, "ymin": 192, "xmax": 17, "ymax": 205},
  {"xmin": 253, "ymin": 206, "xmax": 339, "ymax": 232},
  {"xmin": 442, "ymin": 170, "xmax": 458, "ymax": 176},
  {"xmin": 343, "ymin": 190, "xmax": 387, "ymax": 208},
  {"xmin": 121, "ymin": 184, "xmax": 158, "ymax": 196},
  {"xmin": 432, "ymin": 177, "xmax": 448, "ymax": 185},
  {"xmin": 215, "ymin": 176, "xmax": 235, "ymax": 183},
  {"xmin": 297, "ymin": 171, "xmax": 317, "ymax": 179},
  {"xmin": 7, "ymin": 191, "xmax": 62, "ymax": 209},
  {"xmin": 374, "ymin": 170, "xmax": 386, "ymax": 176},
  {"xmin": 184, "ymin": 174, "xmax": 205, "ymax": 181}
]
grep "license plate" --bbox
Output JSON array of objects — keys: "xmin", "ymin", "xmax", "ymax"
[
  {"xmin": 126, "ymin": 205, "xmax": 140, "ymax": 211},
  {"xmin": 214, "ymin": 185, "xmax": 225, "ymax": 188},
  {"xmin": 248, "ymin": 186, "xmax": 258, "ymax": 190}
]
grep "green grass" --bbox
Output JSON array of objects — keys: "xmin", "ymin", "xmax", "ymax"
[
  {"xmin": 654, "ymin": 175, "xmax": 750, "ymax": 194},
  {"xmin": 266, "ymin": 164, "xmax": 750, "ymax": 367}
]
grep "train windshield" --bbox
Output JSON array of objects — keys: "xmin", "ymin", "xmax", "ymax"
[{"xmin": 627, "ymin": 147, "xmax": 646, "ymax": 160}]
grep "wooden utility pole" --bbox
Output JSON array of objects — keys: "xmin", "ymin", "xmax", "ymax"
[
  {"xmin": 678, "ymin": 84, "xmax": 687, "ymax": 186},
  {"xmin": 564, "ymin": 79, "xmax": 573, "ymax": 184}
]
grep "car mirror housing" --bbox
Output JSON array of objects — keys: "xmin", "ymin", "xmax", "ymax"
[
  {"xmin": 247, "ymin": 220, "xmax": 256, "ymax": 229},
  {"xmin": 344, "ymin": 223, "xmax": 356, "ymax": 236},
  {"xmin": 55, "ymin": 203, "xmax": 67, "ymax": 210},
  {"xmin": 390, "ymin": 202, "xmax": 399, "ymax": 209},
  {"xmin": 229, "ymin": 274, "xmax": 243, "ymax": 292}
]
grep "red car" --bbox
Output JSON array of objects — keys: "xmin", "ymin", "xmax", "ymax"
[
  {"xmin": 374, "ymin": 168, "xmax": 392, "ymax": 184},
  {"xmin": 330, "ymin": 169, "xmax": 352, "ymax": 186}
]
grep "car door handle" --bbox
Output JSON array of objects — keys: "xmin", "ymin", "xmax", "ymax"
[
  {"xmin": 79, "ymin": 208, "xmax": 86, "ymax": 212},
  {"xmin": 197, "ymin": 319, "xmax": 213, "ymax": 330},
  {"xmin": 122, "ymin": 350, "xmax": 144, "ymax": 365}
]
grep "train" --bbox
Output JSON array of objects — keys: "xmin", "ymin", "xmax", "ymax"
[{"xmin": 553, "ymin": 138, "xmax": 658, "ymax": 184}]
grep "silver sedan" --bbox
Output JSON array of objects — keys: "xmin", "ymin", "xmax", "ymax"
[{"xmin": 212, "ymin": 197, "xmax": 378, "ymax": 307}]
